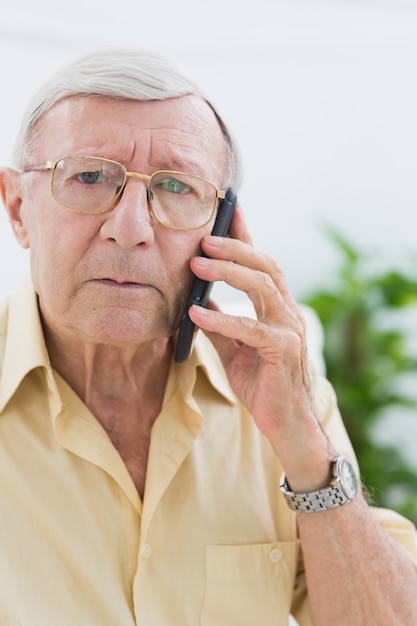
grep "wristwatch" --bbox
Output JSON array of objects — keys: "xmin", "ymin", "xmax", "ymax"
[{"xmin": 279, "ymin": 456, "xmax": 358, "ymax": 513}]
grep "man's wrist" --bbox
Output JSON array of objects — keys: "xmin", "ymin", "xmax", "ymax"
[{"xmin": 279, "ymin": 456, "xmax": 359, "ymax": 513}]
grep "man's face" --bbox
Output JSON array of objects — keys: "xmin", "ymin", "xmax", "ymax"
[{"xmin": 12, "ymin": 95, "xmax": 227, "ymax": 346}]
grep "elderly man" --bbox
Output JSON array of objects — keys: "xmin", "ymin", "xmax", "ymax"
[{"xmin": 0, "ymin": 47, "xmax": 416, "ymax": 625}]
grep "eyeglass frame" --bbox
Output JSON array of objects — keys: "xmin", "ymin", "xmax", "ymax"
[{"xmin": 24, "ymin": 155, "xmax": 226, "ymax": 231}]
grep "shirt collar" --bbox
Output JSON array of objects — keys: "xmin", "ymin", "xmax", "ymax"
[
  {"xmin": 0, "ymin": 279, "xmax": 237, "ymax": 412},
  {"xmin": 174, "ymin": 331, "xmax": 237, "ymax": 406},
  {"xmin": 0, "ymin": 277, "xmax": 52, "ymax": 413}
]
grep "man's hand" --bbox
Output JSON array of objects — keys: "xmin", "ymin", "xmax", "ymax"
[{"xmin": 188, "ymin": 206, "xmax": 333, "ymax": 490}]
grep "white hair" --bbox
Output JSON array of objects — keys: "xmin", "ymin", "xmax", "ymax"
[{"xmin": 14, "ymin": 46, "xmax": 243, "ymax": 189}]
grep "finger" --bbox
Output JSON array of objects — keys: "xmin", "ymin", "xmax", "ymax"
[
  {"xmin": 189, "ymin": 304, "xmax": 302, "ymax": 366},
  {"xmin": 209, "ymin": 204, "xmax": 298, "ymax": 317},
  {"xmin": 201, "ymin": 327, "xmax": 243, "ymax": 367},
  {"xmin": 190, "ymin": 254, "xmax": 303, "ymax": 333},
  {"xmin": 199, "ymin": 235, "xmax": 303, "ymax": 323}
]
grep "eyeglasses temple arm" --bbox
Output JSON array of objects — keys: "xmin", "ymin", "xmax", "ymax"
[{"xmin": 23, "ymin": 162, "xmax": 54, "ymax": 173}]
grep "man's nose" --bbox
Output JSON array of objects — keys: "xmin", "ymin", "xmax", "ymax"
[{"xmin": 99, "ymin": 179, "xmax": 155, "ymax": 248}]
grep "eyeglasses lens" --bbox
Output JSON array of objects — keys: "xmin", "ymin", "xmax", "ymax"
[
  {"xmin": 52, "ymin": 157, "xmax": 125, "ymax": 214},
  {"xmin": 51, "ymin": 157, "xmax": 218, "ymax": 229},
  {"xmin": 149, "ymin": 171, "xmax": 216, "ymax": 229}
]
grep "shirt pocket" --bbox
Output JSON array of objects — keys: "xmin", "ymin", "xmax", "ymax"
[{"xmin": 200, "ymin": 541, "xmax": 300, "ymax": 626}]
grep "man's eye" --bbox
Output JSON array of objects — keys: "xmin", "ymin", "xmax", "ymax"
[
  {"xmin": 76, "ymin": 170, "xmax": 105, "ymax": 184},
  {"xmin": 159, "ymin": 178, "xmax": 190, "ymax": 194}
]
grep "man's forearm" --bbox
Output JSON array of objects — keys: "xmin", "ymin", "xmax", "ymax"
[{"xmin": 297, "ymin": 495, "xmax": 417, "ymax": 625}]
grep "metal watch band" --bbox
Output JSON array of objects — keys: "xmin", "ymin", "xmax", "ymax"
[
  {"xmin": 279, "ymin": 456, "xmax": 358, "ymax": 513},
  {"xmin": 279, "ymin": 476, "xmax": 349, "ymax": 512}
]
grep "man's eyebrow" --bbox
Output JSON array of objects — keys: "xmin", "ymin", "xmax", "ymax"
[{"xmin": 149, "ymin": 152, "xmax": 205, "ymax": 176}]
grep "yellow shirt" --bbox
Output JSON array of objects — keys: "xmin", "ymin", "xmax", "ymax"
[{"xmin": 0, "ymin": 279, "xmax": 416, "ymax": 626}]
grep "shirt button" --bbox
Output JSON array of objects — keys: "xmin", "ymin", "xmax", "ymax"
[
  {"xmin": 140, "ymin": 544, "xmax": 152, "ymax": 559},
  {"xmin": 269, "ymin": 548, "xmax": 283, "ymax": 563}
]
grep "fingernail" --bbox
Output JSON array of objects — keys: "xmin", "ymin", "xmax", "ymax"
[
  {"xmin": 195, "ymin": 256, "xmax": 211, "ymax": 266},
  {"xmin": 206, "ymin": 235, "xmax": 224, "ymax": 245},
  {"xmin": 192, "ymin": 304, "xmax": 207, "ymax": 314}
]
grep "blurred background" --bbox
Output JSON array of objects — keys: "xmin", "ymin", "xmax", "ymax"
[{"xmin": 1, "ymin": 0, "xmax": 417, "ymax": 520}]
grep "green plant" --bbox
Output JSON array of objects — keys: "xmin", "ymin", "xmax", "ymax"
[{"xmin": 303, "ymin": 229, "xmax": 417, "ymax": 524}]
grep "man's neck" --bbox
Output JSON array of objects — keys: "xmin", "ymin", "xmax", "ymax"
[{"xmin": 46, "ymin": 330, "xmax": 174, "ymax": 497}]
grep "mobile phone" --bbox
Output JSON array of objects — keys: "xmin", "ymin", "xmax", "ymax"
[{"xmin": 175, "ymin": 187, "xmax": 238, "ymax": 363}]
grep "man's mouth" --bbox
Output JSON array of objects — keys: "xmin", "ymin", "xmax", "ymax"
[{"xmin": 96, "ymin": 278, "xmax": 148, "ymax": 289}]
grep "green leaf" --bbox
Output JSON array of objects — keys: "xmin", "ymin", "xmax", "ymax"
[{"xmin": 302, "ymin": 227, "xmax": 417, "ymax": 524}]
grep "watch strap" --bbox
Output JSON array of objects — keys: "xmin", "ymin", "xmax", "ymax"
[{"xmin": 279, "ymin": 456, "xmax": 357, "ymax": 513}]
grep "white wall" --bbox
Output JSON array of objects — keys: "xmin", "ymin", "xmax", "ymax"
[{"xmin": 1, "ymin": 0, "xmax": 416, "ymax": 304}]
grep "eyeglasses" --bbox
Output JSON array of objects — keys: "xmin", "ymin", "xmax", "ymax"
[{"xmin": 25, "ymin": 155, "xmax": 226, "ymax": 230}]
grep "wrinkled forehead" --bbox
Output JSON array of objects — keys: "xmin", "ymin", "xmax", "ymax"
[
  {"xmin": 38, "ymin": 95, "xmax": 225, "ymax": 151},
  {"xmin": 30, "ymin": 94, "xmax": 228, "ymax": 183}
]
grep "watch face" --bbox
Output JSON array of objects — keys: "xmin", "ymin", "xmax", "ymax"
[{"xmin": 340, "ymin": 458, "xmax": 358, "ymax": 498}]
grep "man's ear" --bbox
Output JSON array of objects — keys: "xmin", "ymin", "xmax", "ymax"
[{"xmin": 0, "ymin": 167, "xmax": 30, "ymax": 249}]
